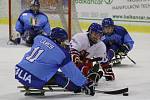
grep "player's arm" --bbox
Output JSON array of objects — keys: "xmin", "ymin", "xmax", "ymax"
[
  {"xmin": 118, "ymin": 29, "xmax": 134, "ymax": 55},
  {"xmin": 70, "ymin": 37, "xmax": 83, "ymax": 67},
  {"xmin": 60, "ymin": 61, "xmax": 87, "ymax": 86},
  {"xmin": 11, "ymin": 16, "xmax": 24, "ymax": 44},
  {"xmin": 123, "ymin": 33, "xmax": 134, "ymax": 51},
  {"xmin": 59, "ymin": 48, "xmax": 95, "ymax": 96},
  {"xmin": 42, "ymin": 15, "xmax": 51, "ymax": 35},
  {"xmin": 60, "ymin": 61, "xmax": 95, "ymax": 96},
  {"xmin": 15, "ymin": 15, "xmax": 24, "ymax": 35}
]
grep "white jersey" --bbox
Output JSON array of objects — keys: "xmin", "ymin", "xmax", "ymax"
[{"xmin": 70, "ymin": 32, "xmax": 108, "ymax": 63}]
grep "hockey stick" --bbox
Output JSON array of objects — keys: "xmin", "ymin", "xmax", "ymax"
[
  {"xmin": 7, "ymin": 40, "xmax": 17, "ymax": 45},
  {"xmin": 91, "ymin": 57, "xmax": 103, "ymax": 62},
  {"xmin": 110, "ymin": 57, "xmax": 125, "ymax": 64},
  {"xmin": 126, "ymin": 55, "xmax": 136, "ymax": 64},
  {"xmin": 117, "ymin": 52, "xmax": 136, "ymax": 65},
  {"xmin": 95, "ymin": 87, "xmax": 128, "ymax": 94},
  {"xmin": 18, "ymin": 85, "xmax": 128, "ymax": 95},
  {"xmin": 20, "ymin": 88, "xmax": 128, "ymax": 95}
]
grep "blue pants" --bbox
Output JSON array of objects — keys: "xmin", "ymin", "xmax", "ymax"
[
  {"xmin": 107, "ymin": 45, "xmax": 120, "ymax": 61},
  {"xmin": 47, "ymin": 72, "xmax": 82, "ymax": 93}
]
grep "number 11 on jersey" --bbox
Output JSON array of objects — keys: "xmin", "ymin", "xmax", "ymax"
[{"xmin": 26, "ymin": 47, "xmax": 44, "ymax": 63}]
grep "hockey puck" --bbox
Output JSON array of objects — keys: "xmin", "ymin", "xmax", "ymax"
[{"xmin": 123, "ymin": 92, "xmax": 128, "ymax": 96}]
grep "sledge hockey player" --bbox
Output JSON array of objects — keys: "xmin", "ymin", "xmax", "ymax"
[
  {"xmin": 70, "ymin": 23, "xmax": 115, "ymax": 82},
  {"xmin": 101, "ymin": 18, "xmax": 134, "ymax": 64},
  {"xmin": 15, "ymin": 27, "xmax": 95, "ymax": 96},
  {"xmin": 13, "ymin": 0, "xmax": 51, "ymax": 46}
]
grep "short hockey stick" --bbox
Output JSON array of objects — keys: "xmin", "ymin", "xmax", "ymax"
[{"xmin": 126, "ymin": 55, "xmax": 136, "ymax": 64}]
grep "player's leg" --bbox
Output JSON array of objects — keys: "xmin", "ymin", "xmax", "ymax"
[
  {"xmin": 47, "ymin": 72, "xmax": 82, "ymax": 93},
  {"xmin": 107, "ymin": 45, "xmax": 120, "ymax": 63}
]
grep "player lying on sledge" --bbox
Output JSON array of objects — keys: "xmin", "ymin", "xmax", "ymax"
[
  {"xmin": 69, "ymin": 23, "xmax": 115, "ymax": 82},
  {"xmin": 101, "ymin": 18, "xmax": 134, "ymax": 65},
  {"xmin": 15, "ymin": 27, "xmax": 96, "ymax": 96},
  {"xmin": 11, "ymin": 0, "xmax": 51, "ymax": 46}
]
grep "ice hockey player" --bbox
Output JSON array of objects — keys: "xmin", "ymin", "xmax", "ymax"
[
  {"xmin": 13, "ymin": 0, "xmax": 51, "ymax": 46},
  {"xmin": 15, "ymin": 27, "xmax": 95, "ymax": 96},
  {"xmin": 70, "ymin": 23, "xmax": 115, "ymax": 82},
  {"xmin": 101, "ymin": 18, "xmax": 134, "ymax": 64}
]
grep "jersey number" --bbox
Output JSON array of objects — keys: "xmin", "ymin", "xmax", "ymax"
[{"xmin": 26, "ymin": 47, "xmax": 44, "ymax": 62}]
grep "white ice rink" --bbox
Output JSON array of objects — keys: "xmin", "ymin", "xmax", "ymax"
[{"xmin": 0, "ymin": 25, "xmax": 150, "ymax": 100}]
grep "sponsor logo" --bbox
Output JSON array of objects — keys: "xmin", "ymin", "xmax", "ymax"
[
  {"xmin": 75, "ymin": 0, "xmax": 113, "ymax": 4},
  {"xmin": 15, "ymin": 66, "xmax": 31, "ymax": 84}
]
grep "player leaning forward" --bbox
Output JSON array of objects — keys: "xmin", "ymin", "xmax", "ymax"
[
  {"xmin": 70, "ymin": 23, "xmax": 115, "ymax": 82},
  {"xmin": 15, "ymin": 27, "xmax": 95, "ymax": 96},
  {"xmin": 14, "ymin": 0, "xmax": 51, "ymax": 46}
]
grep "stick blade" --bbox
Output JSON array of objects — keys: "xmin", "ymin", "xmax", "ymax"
[{"xmin": 96, "ymin": 87, "xmax": 128, "ymax": 94}]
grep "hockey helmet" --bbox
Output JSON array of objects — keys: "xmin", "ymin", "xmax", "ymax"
[
  {"xmin": 31, "ymin": 0, "xmax": 40, "ymax": 6},
  {"xmin": 102, "ymin": 18, "xmax": 114, "ymax": 27},
  {"xmin": 30, "ymin": 0, "xmax": 40, "ymax": 13},
  {"xmin": 88, "ymin": 23, "xmax": 103, "ymax": 35},
  {"xmin": 51, "ymin": 27, "xmax": 68, "ymax": 42}
]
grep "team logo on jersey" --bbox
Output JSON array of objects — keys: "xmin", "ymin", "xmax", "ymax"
[
  {"xmin": 30, "ymin": 17, "xmax": 38, "ymax": 26},
  {"xmin": 15, "ymin": 66, "xmax": 31, "ymax": 84}
]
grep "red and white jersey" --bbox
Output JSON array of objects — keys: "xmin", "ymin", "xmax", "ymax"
[{"xmin": 70, "ymin": 32, "xmax": 108, "ymax": 63}]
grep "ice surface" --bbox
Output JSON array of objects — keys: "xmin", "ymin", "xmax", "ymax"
[{"xmin": 0, "ymin": 25, "xmax": 150, "ymax": 100}]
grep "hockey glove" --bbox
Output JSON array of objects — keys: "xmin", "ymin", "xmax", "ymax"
[
  {"xmin": 101, "ymin": 63, "xmax": 115, "ymax": 81},
  {"xmin": 12, "ymin": 37, "xmax": 21, "ymax": 45},
  {"xmin": 79, "ymin": 50, "xmax": 89, "ymax": 60},
  {"xmin": 70, "ymin": 49, "xmax": 83, "ymax": 67},
  {"xmin": 10, "ymin": 32, "xmax": 21, "ymax": 45},
  {"xmin": 87, "ymin": 70, "xmax": 103, "ymax": 83},
  {"xmin": 118, "ymin": 44, "xmax": 130, "ymax": 56},
  {"xmin": 83, "ymin": 81, "xmax": 95, "ymax": 96},
  {"xmin": 72, "ymin": 54, "xmax": 82, "ymax": 64},
  {"xmin": 86, "ymin": 63, "xmax": 102, "ymax": 82}
]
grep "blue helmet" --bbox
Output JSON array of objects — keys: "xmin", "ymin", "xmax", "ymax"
[
  {"xmin": 51, "ymin": 27, "xmax": 68, "ymax": 42},
  {"xmin": 102, "ymin": 18, "xmax": 114, "ymax": 27},
  {"xmin": 88, "ymin": 23, "xmax": 103, "ymax": 35},
  {"xmin": 31, "ymin": 0, "xmax": 40, "ymax": 6}
]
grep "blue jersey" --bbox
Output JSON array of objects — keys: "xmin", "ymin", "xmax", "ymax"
[
  {"xmin": 15, "ymin": 35, "xmax": 87, "ymax": 89},
  {"xmin": 102, "ymin": 25, "xmax": 134, "ymax": 50},
  {"xmin": 15, "ymin": 10, "xmax": 51, "ymax": 36}
]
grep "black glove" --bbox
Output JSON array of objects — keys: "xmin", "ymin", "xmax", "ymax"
[
  {"xmin": 14, "ymin": 37, "xmax": 21, "ymax": 44},
  {"xmin": 87, "ymin": 63, "xmax": 102, "ymax": 82},
  {"xmin": 118, "ymin": 44, "xmax": 130, "ymax": 56},
  {"xmin": 83, "ymin": 81, "xmax": 95, "ymax": 96},
  {"xmin": 87, "ymin": 70, "xmax": 103, "ymax": 83},
  {"xmin": 79, "ymin": 50, "xmax": 89, "ymax": 60},
  {"xmin": 22, "ymin": 30, "xmax": 38, "ymax": 45}
]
